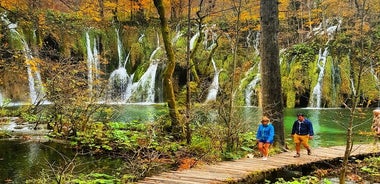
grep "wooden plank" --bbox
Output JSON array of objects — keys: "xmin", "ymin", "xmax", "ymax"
[{"xmin": 138, "ymin": 144, "xmax": 380, "ymax": 184}]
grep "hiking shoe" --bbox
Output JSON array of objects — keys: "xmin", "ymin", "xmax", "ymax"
[
  {"xmin": 307, "ymin": 149, "xmax": 311, "ymax": 155},
  {"xmin": 293, "ymin": 153, "xmax": 300, "ymax": 158}
]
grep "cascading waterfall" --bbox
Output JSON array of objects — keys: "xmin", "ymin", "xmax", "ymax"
[
  {"xmin": 239, "ymin": 62, "xmax": 261, "ymax": 107},
  {"xmin": 172, "ymin": 24, "xmax": 183, "ymax": 44},
  {"xmin": 246, "ymin": 30, "xmax": 260, "ymax": 54},
  {"xmin": 107, "ymin": 31, "xmax": 160, "ymax": 103},
  {"xmin": 124, "ymin": 33, "xmax": 161, "ymax": 103},
  {"xmin": 107, "ymin": 28, "xmax": 131, "ymax": 102},
  {"xmin": 245, "ymin": 74, "xmax": 260, "ymax": 106},
  {"xmin": 310, "ymin": 47, "xmax": 329, "ymax": 108},
  {"xmin": 1, "ymin": 14, "xmax": 45, "ymax": 104},
  {"xmin": 203, "ymin": 24, "xmax": 218, "ymax": 50},
  {"xmin": 85, "ymin": 32, "xmax": 100, "ymax": 95},
  {"xmin": 242, "ymin": 30, "xmax": 261, "ymax": 106},
  {"xmin": 107, "ymin": 53, "xmax": 130, "ymax": 102},
  {"xmin": 202, "ymin": 25, "xmax": 221, "ymax": 102},
  {"xmin": 125, "ymin": 62, "xmax": 158, "ymax": 103},
  {"xmin": 309, "ymin": 19, "xmax": 341, "ymax": 108},
  {"xmin": 190, "ymin": 31, "xmax": 200, "ymax": 51},
  {"xmin": 116, "ymin": 29, "xmax": 125, "ymax": 66},
  {"xmin": 205, "ymin": 58, "xmax": 220, "ymax": 102}
]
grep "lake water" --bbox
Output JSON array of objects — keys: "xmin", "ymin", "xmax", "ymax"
[{"xmin": 0, "ymin": 106, "xmax": 376, "ymax": 183}]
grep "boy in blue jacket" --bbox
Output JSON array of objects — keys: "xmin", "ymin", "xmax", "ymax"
[{"xmin": 256, "ymin": 116, "xmax": 275, "ymax": 160}]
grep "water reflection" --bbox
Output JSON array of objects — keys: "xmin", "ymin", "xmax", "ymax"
[
  {"xmin": 27, "ymin": 142, "xmax": 40, "ymax": 166},
  {"xmin": 0, "ymin": 140, "xmax": 122, "ymax": 183},
  {"xmin": 284, "ymin": 108, "xmax": 373, "ymax": 147}
]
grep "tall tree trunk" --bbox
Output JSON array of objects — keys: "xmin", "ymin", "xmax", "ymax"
[
  {"xmin": 185, "ymin": 0, "xmax": 192, "ymax": 144},
  {"xmin": 259, "ymin": 0, "xmax": 285, "ymax": 147},
  {"xmin": 153, "ymin": 0, "xmax": 182, "ymax": 139}
]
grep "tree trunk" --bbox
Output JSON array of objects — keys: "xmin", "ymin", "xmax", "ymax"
[
  {"xmin": 185, "ymin": 0, "xmax": 192, "ymax": 144},
  {"xmin": 153, "ymin": 0, "xmax": 182, "ymax": 139},
  {"xmin": 259, "ymin": 0, "xmax": 285, "ymax": 147}
]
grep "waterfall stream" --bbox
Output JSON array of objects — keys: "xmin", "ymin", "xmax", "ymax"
[
  {"xmin": 309, "ymin": 19, "xmax": 342, "ymax": 108},
  {"xmin": 245, "ymin": 74, "xmax": 260, "ymax": 106},
  {"xmin": 310, "ymin": 47, "xmax": 329, "ymax": 108},
  {"xmin": 85, "ymin": 32, "xmax": 100, "ymax": 95},
  {"xmin": 1, "ymin": 14, "xmax": 45, "ymax": 104},
  {"xmin": 107, "ymin": 31, "xmax": 160, "ymax": 103},
  {"xmin": 205, "ymin": 58, "xmax": 220, "ymax": 102}
]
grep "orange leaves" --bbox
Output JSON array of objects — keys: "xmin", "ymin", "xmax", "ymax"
[{"xmin": 178, "ymin": 157, "xmax": 197, "ymax": 171}]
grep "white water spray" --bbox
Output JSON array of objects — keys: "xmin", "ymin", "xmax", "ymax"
[{"xmin": 205, "ymin": 58, "xmax": 220, "ymax": 102}]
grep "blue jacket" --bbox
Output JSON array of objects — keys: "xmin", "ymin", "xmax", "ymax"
[
  {"xmin": 256, "ymin": 124, "xmax": 275, "ymax": 143},
  {"xmin": 291, "ymin": 118, "xmax": 314, "ymax": 136}
]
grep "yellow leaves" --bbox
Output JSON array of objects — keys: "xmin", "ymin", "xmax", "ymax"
[
  {"xmin": 0, "ymin": 0, "xmax": 28, "ymax": 12},
  {"xmin": 93, "ymin": 17, "xmax": 102, "ymax": 22},
  {"xmin": 24, "ymin": 58, "xmax": 43, "ymax": 72},
  {"xmin": 321, "ymin": 0, "xmax": 354, "ymax": 18},
  {"xmin": 240, "ymin": 11, "xmax": 259, "ymax": 22},
  {"xmin": 38, "ymin": 14, "xmax": 46, "ymax": 26},
  {"xmin": 104, "ymin": 1, "xmax": 117, "ymax": 10}
]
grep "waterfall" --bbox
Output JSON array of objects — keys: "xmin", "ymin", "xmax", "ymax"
[
  {"xmin": 350, "ymin": 78, "xmax": 357, "ymax": 96},
  {"xmin": 107, "ymin": 29, "xmax": 131, "ymax": 102},
  {"xmin": 310, "ymin": 47, "xmax": 329, "ymax": 108},
  {"xmin": 245, "ymin": 74, "xmax": 261, "ymax": 106},
  {"xmin": 138, "ymin": 33, "xmax": 145, "ymax": 43},
  {"xmin": 125, "ymin": 62, "xmax": 158, "ymax": 103},
  {"xmin": 239, "ymin": 61, "xmax": 261, "ymax": 106},
  {"xmin": 246, "ymin": 30, "xmax": 260, "ymax": 55},
  {"xmin": 190, "ymin": 31, "xmax": 200, "ymax": 51},
  {"xmin": 107, "ymin": 31, "xmax": 160, "ymax": 103},
  {"xmin": 205, "ymin": 58, "xmax": 220, "ymax": 102},
  {"xmin": 108, "ymin": 54, "xmax": 130, "ymax": 102},
  {"xmin": 309, "ymin": 19, "xmax": 341, "ymax": 108},
  {"xmin": 116, "ymin": 29, "xmax": 124, "ymax": 67},
  {"xmin": 203, "ymin": 24, "xmax": 218, "ymax": 50},
  {"xmin": 1, "ymin": 14, "xmax": 45, "ymax": 104},
  {"xmin": 172, "ymin": 24, "xmax": 183, "ymax": 44},
  {"xmin": 124, "ymin": 35, "xmax": 161, "ymax": 103},
  {"xmin": 85, "ymin": 32, "xmax": 100, "ymax": 94}
]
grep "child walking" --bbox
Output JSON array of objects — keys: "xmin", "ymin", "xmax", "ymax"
[{"xmin": 256, "ymin": 116, "xmax": 275, "ymax": 160}]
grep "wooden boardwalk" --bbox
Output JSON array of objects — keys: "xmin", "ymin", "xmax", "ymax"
[{"xmin": 138, "ymin": 144, "xmax": 380, "ymax": 184}]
